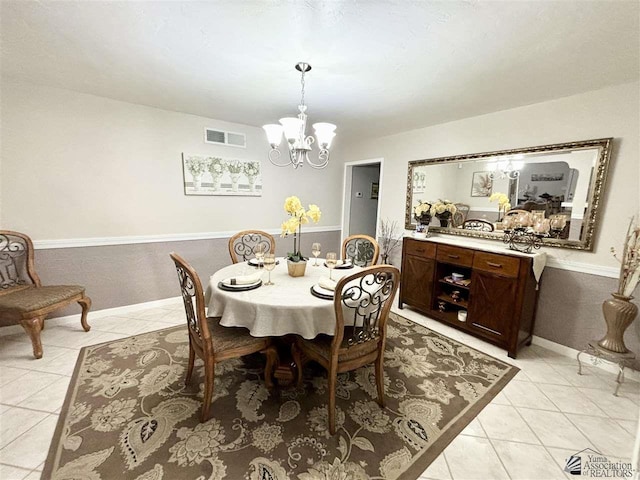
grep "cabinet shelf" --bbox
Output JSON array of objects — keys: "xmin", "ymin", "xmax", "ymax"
[
  {"xmin": 436, "ymin": 294, "xmax": 468, "ymax": 309},
  {"xmin": 439, "ymin": 278, "xmax": 471, "ymax": 290}
]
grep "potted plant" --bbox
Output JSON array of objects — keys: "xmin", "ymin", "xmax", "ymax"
[
  {"xmin": 489, "ymin": 192, "xmax": 512, "ymax": 225},
  {"xmin": 185, "ymin": 157, "xmax": 208, "ymax": 190},
  {"xmin": 281, "ymin": 196, "xmax": 322, "ymax": 277},
  {"xmin": 430, "ymin": 200, "xmax": 457, "ymax": 227},
  {"xmin": 207, "ymin": 157, "xmax": 225, "ymax": 191},
  {"xmin": 413, "ymin": 200, "xmax": 433, "ymax": 238}
]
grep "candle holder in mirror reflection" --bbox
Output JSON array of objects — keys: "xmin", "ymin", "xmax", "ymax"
[{"xmin": 502, "ymin": 227, "xmax": 547, "ymax": 254}]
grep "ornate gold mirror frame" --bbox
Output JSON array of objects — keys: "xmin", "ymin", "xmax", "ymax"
[{"xmin": 405, "ymin": 138, "xmax": 613, "ymax": 251}]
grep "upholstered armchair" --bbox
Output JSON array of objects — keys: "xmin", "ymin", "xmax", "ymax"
[{"xmin": 0, "ymin": 231, "xmax": 91, "ymax": 358}]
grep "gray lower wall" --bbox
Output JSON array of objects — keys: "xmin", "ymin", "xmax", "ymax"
[
  {"xmin": 8, "ymin": 231, "xmax": 340, "ymax": 324},
  {"xmin": 8, "ymin": 232, "xmax": 639, "ymax": 370}
]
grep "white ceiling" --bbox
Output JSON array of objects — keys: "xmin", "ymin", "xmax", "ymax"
[{"xmin": 1, "ymin": 1, "xmax": 638, "ymax": 140}]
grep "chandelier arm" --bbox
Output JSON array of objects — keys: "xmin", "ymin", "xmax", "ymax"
[
  {"xmin": 268, "ymin": 148, "xmax": 293, "ymax": 168},
  {"xmin": 307, "ymin": 149, "xmax": 330, "ymax": 169}
]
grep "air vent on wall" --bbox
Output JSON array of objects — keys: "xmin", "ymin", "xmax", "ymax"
[{"xmin": 204, "ymin": 128, "xmax": 246, "ymax": 148}]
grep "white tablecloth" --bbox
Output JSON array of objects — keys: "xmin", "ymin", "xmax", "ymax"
[{"xmin": 205, "ymin": 259, "xmax": 361, "ymax": 339}]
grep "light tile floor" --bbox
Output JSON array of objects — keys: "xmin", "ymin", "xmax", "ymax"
[{"xmin": 0, "ymin": 301, "xmax": 637, "ymax": 480}]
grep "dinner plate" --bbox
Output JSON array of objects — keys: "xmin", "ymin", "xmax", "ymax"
[
  {"xmin": 218, "ymin": 280, "xmax": 262, "ymax": 292},
  {"xmin": 247, "ymin": 258, "xmax": 280, "ymax": 267},
  {"xmin": 310, "ymin": 284, "xmax": 334, "ymax": 300},
  {"xmin": 324, "ymin": 260, "xmax": 354, "ymax": 270}
]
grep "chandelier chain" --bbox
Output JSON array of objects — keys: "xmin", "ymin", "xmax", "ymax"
[{"xmin": 300, "ymin": 69, "xmax": 306, "ymax": 107}]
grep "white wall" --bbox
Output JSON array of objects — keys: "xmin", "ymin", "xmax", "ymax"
[
  {"xmin": 338, "ymin": 82, "xmax": 640, "ymax": 270},
  {"xmin": 0, "ymin": 81, "xmax": 343, "ymax": 240}
]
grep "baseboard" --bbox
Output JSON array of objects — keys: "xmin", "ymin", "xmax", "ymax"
[
  {"xmin": 532, "ymin": 335, "xmax": 640, "ymax": 381},
  {"xmin": 55, "ymin": 296, "xmax": 183, "ymax": 321}
]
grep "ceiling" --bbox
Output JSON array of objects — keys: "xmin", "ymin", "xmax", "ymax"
[{"xmin": 1, "ymin": 1, "xmax": 638, "ymax": 141}]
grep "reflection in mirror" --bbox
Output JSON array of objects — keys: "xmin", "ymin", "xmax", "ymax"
[{"xmin": 405, "ymin": 138, "xmax": 612, "ymax": 251}]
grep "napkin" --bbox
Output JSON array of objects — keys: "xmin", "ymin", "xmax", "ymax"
[
  {"xmin": 336, "ymin": 259, "xmax": 352, "ymax": 267},
  {"xmin": 222, "ymin": 272, "xmax": 262, "ymax": 286},
  {"xmin": 318, "ymin": 277, "xmax": 337, "ymax": 291}
]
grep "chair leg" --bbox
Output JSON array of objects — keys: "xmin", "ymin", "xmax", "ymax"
[
  {"xmin": 375, "ymin": 353, "xmax": 386, "ymax": 408},
  {"xmin": 38, "ymin": 317, "xmax": 45, "ymax": 330},
  {"xmin": 200, "ymin": 360, "xmax": 215, "ymax": 423},
  {"xmin": 185, "ymin": 342, "xmax": 195, "ymax": 385},
  {"xmin": 328, "ymin": 369, "xmax": 337, "ymax": 435},
  {"xmin": 21, "ymin": 317, "xmax": 44, "ymax": 359},
  {"xmin": 77, "ymin": 296, "xmax": 92, "ymax": 332},
  {"xmin": 291, "ymin": 342, "xmax": 305, "ymax": 387},
  {"xmin": 261, "ymin": 345, "xmax": 278, "ymax": 389}
]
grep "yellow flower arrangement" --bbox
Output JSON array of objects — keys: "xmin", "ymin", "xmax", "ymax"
[
  {"xmin": 489, "ymin": 192, "xmax": 511, "ymax": 221},
  {"xmin": 281, "ymin": 196, "xmax": 322, "ymax": 262},
  {"xmin": 430, "ymin": 200, "xmax": 457, "ymax": 217}
]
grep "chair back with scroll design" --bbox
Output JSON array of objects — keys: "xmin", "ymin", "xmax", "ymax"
[
  {"xmin": 452, "ymin": 203, "xmax": 470, "ymax": 228},
  {"xmin": 294, "ymin": 265, "xmax": 399, "ymax": 434},
  {"xmin": 462, "ymin": 219, "xmax": 495, "ymax": 232},
  {"xmin": 0, "ymin": 231, "xmax": 41, "ymax": 291},
  {"xmin": 341, "ymin": 234, "xmax": 380, "ymax": 266},
  {"xmin": 170, "ymin": 253, "xmax": 212, "ymax": 356},
  {"xmin": 228, "ymin": 230, "xmax": 276, "ymax": 264}
]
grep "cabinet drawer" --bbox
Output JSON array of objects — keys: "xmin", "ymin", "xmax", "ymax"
[
  {"xmin": 473, "ymin": 252, "xmax": 520, "ymax": 277},
  {"xmin": 405, "ymin": 240, "xmax": 436, "ymax": 259},
  {"xmin": 436, "ymin": 244, "xmax": 474, "ymax": 267}
]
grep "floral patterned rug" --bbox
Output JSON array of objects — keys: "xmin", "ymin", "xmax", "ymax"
[{"xmin": 43, "ymin": 312, "xmax": 518, "ymax": 480}]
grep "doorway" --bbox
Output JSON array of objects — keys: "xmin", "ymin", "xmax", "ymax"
[{"xmin": 341, "ymin": 158, "xmax": 383, "ymax": 239}]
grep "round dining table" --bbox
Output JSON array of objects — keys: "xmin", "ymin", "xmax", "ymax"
[{"xmin": 205, "ymin": 259, "xmax": 362, "ymax": 339}]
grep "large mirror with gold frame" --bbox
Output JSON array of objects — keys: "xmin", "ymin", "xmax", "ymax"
[{"xmin": 405, "ymin": 138, "xmax": 612, "ymax": 251}]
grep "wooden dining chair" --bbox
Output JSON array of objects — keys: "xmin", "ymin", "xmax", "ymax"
[
  {"xmin": 293, "ymin": 265, "xmax": 400, "ymax": 434},
  {"xmin": 228, "ymin": 230, "xmax": 276, "ymax": 264},
  {"xmin": 0, "ymin": 230, "xmax": 91, "ymax": 359},
  {"xmin": 462, "ymin": 219, "xmax": 495, "ymax": 232},
  {"xmin": 452, "ymin": 203, "xmax": 470, "ymax": 227},
  {"xmin": 341, "ymin": 234, "xmax": 380, "ymax": 266},
  {"xmin": 170, "ymin": 252, "xmax": 277, "ymax": 422}
]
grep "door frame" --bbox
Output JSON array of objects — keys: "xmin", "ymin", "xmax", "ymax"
[{"xmin": 341, "ymin": 157, "xmax": 384, "ymax": 241}]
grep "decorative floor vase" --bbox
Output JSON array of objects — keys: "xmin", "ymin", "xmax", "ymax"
[
  {"xmin": 287, "ymin": 260, "xmax": 307, "ymax": 277},
  {"xmin": 598, "ymin": 293, "xmax": 637, "ymax": 353}
]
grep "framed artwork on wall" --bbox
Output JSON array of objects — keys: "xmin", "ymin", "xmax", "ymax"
[
  {"xmin": 182, "ymin": 154, "xmax": 262, "ymax": 196},
  {"xmin": 471, "ymin": 171, "xmax": 493, "ymax": 197},
  {"xmin": 371, "ymin": 182, "xmax": 379, "ymax": 199},
  {"xmin": 531, "ymin": 173, "xmax": 564, "ymax": 182}
]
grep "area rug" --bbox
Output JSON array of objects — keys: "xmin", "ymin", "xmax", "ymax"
[{"xmin": 43, "ymin": 312, "xmax": 518, "ymax": 480}]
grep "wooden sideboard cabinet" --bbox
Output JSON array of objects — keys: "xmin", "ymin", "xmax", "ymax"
[{"xmin": 399, "ymin": 237, "xmax": 541, "ymax": 358}]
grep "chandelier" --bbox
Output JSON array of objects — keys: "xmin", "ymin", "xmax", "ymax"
[
  {"xmin": 487, "ymin": 156, "xmax": 525, "ymax": 180},
  {"xmin": 262, "ymin": 62, "xmax": 336, "ymax": 169}
]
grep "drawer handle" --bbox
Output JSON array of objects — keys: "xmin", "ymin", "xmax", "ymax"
[
  {"xmin": 447, "ymin": 254, "xmax": 460, "ymax": 259},
  {"xmin": 487, "ymin": 262, "xmax": 503, "ymax": 268}
]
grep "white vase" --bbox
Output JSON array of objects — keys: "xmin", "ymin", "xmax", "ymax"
[
  {"xmin": 211, "ymin": 175, "xmax": 221, "ymax": 191},
  {"xmin": 248, "ymin": 175, "xmax": 256, "ymax": 192},
  {"xmin": 192, "ymin": 175, "xmax": 202, "ymax": 190},
  {"xmin": 230, "ymin": 173, "xmax": 240, "ymax": 192}
]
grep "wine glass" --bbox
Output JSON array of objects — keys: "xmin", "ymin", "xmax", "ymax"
[
  {"xmin": 312, "ymin": 242, "xmax": 321, "ymax": 266},
  {"xmin": 254, "ymin": 244, "xmax": 266, "ymax": 269},
  {"xmin": 325, "ymin": 252, "xmax": 337, "ymax": 280},
  {"xmin": 263, "ymin": 253, "xmax": 276, "ymax": 285}
]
